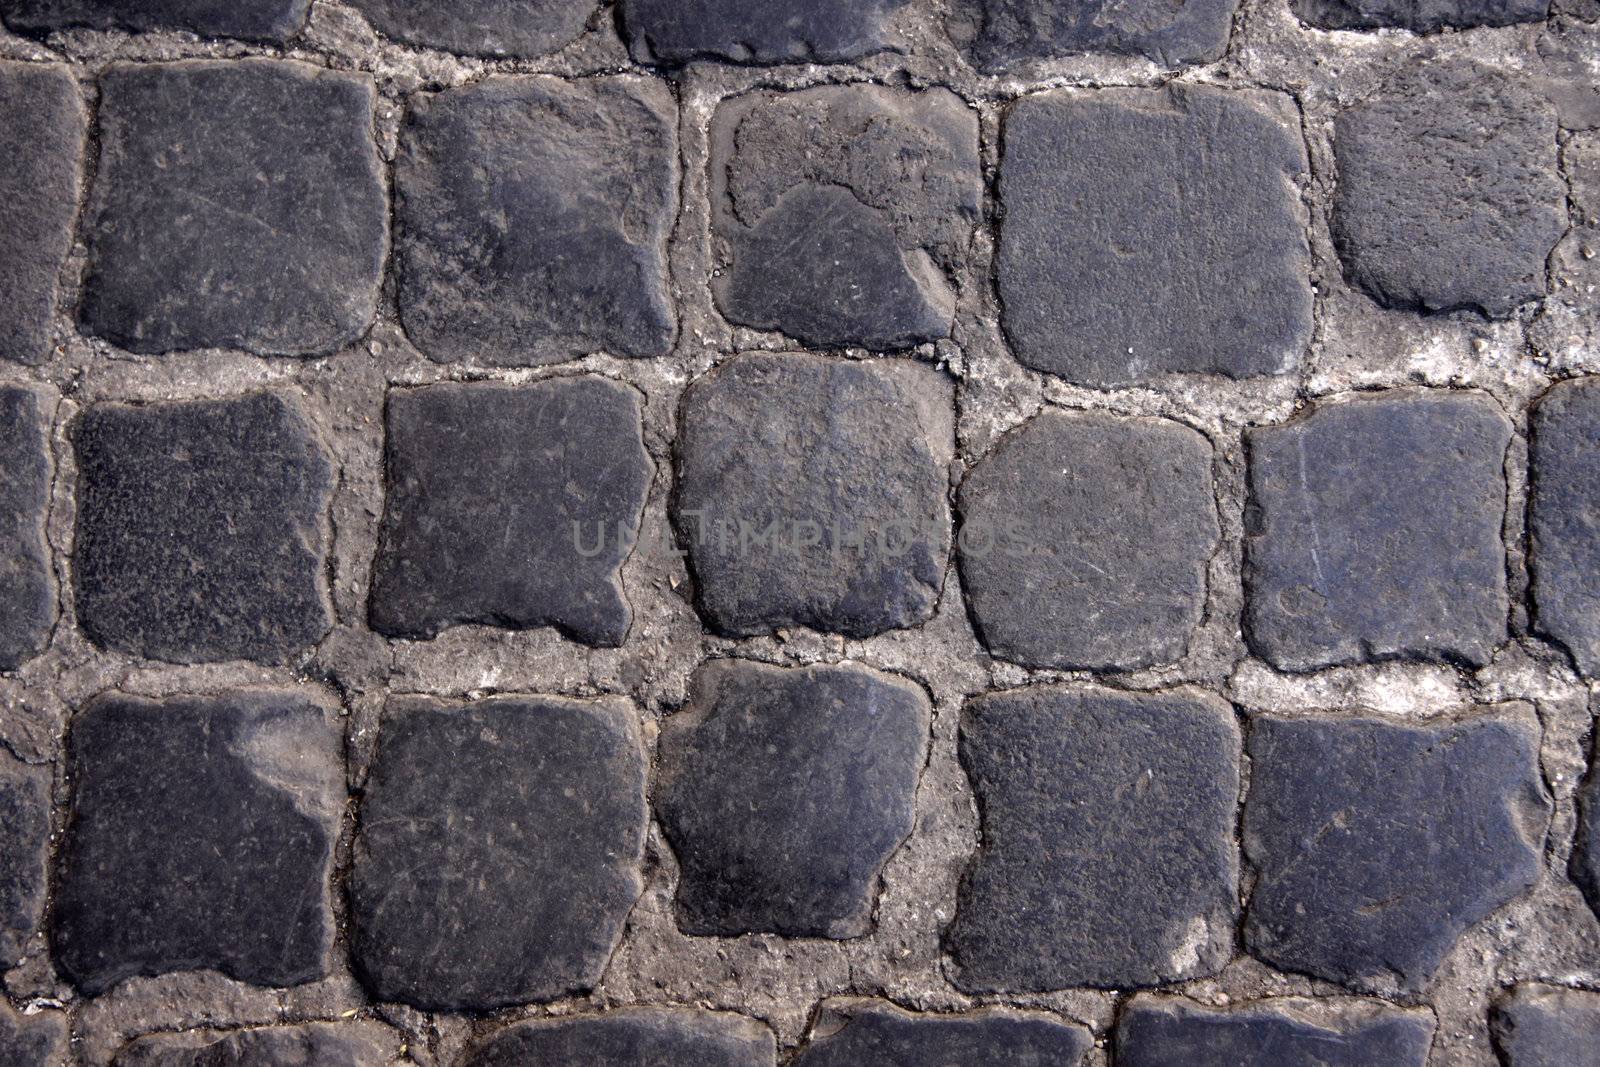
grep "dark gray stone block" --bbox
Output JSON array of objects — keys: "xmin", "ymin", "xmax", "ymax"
[
  {"xmin": 1117, "ymin": 997, "xmax": 1435, "ymax": 1067},
  {"xmin": 675, "ymin": 353, "xmax": 953, "ymax": 638},
  {"xmin": 792, "ymin": 1001, "xmax": 1092, "ymax": 1066},
  {"xmin": 0, "ymin": 386, "xmax": 55, "ymax": 672},
  {"xmin": 0, "ymin": 752, "xmax": 50, "ymax": 969},
  {"xmin": 370, "ymin": 378, "xmax": 652, "ymax": 646},
  {"xmin": 1571, "ymin": 745, "xmax": 1600, "ymax": 922},
  {"xmin": 655, "ymin": 660, "xmax": 929, "ymax": 938},
  {"xmin": 350, "ymin": 695, "xmax": 647, "ymax": 1011},
  {"xmin": 1492, "ymin": 985, "xmax": 1600, "ymax": 1067},
  {"xmin": 957, "ymin": 409, "xmax": 1218, "ymax": 672},
  {"xmin": 949, "ymin": 0, "xmax": 1238, "ymax": 70},
  {"xmin": 0, "ymin": 0, "xmax": 309, "ymax": 40},
  {"xmin": 997, "ymin": 85, "xmax": 1311, "ymax": 386},
  {"xmin": 1294, "ymin": 0, "xmax": 1547, "ymax": 29},
  {"xmin": 80, "ymin": 60, "xmax": 386, "ymax": 356},
  {"xmin": 396, "ymin": 75, "xmax": 676, "ymax": 366},
  {"xmin": 347, "ymin": 0, "xmax": 596, "ymax": 57},
  {"xmin": 0, "ymin": 1004, "xmax": 66, "ymax": 1067},
  {"xmin": 1243, "ymin": 710, "xmax": 1549, "ymax": 992},
  {"xmin": 0, "ymin": 62, "xmax": 83, "ymax": 366},
  {"xmin": 1530, "ymin": 378, "xmax": 1600, "ymax": 677},
  {"xmin": 467, "ymin": 1009, "xmax": 776, "ymax": 1067},
  {"xmin": 52, "ymin": 691, "xmax": 343, "ymax": 996},
  {"xmin": 1244, "ymin": 389, "xmax": 1511, "ymax": 672},
  {"xmin": 73, "ymin": 392, "xmax": 333, "ymax": 665},
  {"xmin": 115, "ymin": 1023, "xmax": 396, "ymax": 1067},
  {"xmin": 622, "ymin": 0, "xmax": 906, "ymax": 65},
  {"xmin": 710, "ymin": 86, "xmax": 980, "ymax": 350},
  {"xmin": 1332, "ymin": 63, "xmax": 1566, "ymax": 318},
  {"xmin": 947, "ymin": 686, "xmax": 1240, "ymax": 991}
]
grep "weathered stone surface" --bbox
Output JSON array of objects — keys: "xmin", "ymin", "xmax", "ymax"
[
  {"xmin": 655, "ymin": 660, "xmax": 929, "ymax": 938},
  {"xmin": 370, "ymin": 378, "xmax": 652, "ymax": 646},
  {"xmin": 675, "ymin": 353, "xmax": 953, "ymax": 638},
  {"xmin": 792, "ymin": 1001, "xmax": 1092, "ymax": 1066},
  {"xmin": 0, "ymin": 753, "xmax": 50, "ymax": 969},
  {"xmin": 73, "ymin": 392, "xmax": 333, "ymax": 665},
  {"xmin": 957, "ymin": 409, "xmax": 1218, "ymax": 671},
  {"xmin": 1531, "ymin": 378, "xmax": 1600, "ymax": 676},
  {"xmin": 949, "ymin": 0, "xmax": 1237, "ymax": 70},
  {"xmin": 1294, "ymin": 0, "xmax": 1547, "ymax": 29},
  {"xmin": 467, "ymin": 1009, "xmax": 776, "ymax": 1067},
  {"xmin": 115, "ymin": 1022, "xmax": 398, "ymax": 1067},
  {"xmin": 1571, "ymin": 747, "xmax": 1600, "ymax": 921},
  {"xmin": 0, "ymin": 0, "xmax": 309, "ymax": 40},
  {"xmin": 1118, "ymin": 997, "xmax": 1435, "ymax": 1066},
  {"xmin": 948, "ymin": 686, "xmax": 1240, "ymax": 991},
  {"xmin": 80, "ymin": 60, "xmax": 386, "ymax": 356},
  {"xmin": 710, "ymin": 86, "xmax": 980, "ymax": 350},
  {"xmin": 1243, "ymin": 710, "xmax": 1549, "ymax": 992},
  {"xmin": 53, "ymin": 691, "xmax": 343, "ymax": 996},
  {"xmin": 0, "ymin": 386, "xmax": 55, "ymax": 672},
  {"xmin": 1532, "ymin": 134, "xmax": 1600, "ymax": 364},
  {"xmin": 622, "ymin": 0, "xmax": 906, "ymax": 65},
  {"xmin": 347, "ymin": 0, "xmax": 595, "ymax": 57},
  {"xmin": 1332, "ymin": 63, "xmax": 1566, "ymax": 318},
  {"xmin": 396, "ymin": 76, "xmax": 676, "ymax": 366},
  {"xmin": 1492, "ymin": 984, "xmax": 1600, "ymax": 1067},
  {"xmin": 0, "ymin": 1003, "xmax": 66, "ymax": 1067},
  {"xmin": 0, "ymin": 62, "xmax": 83, "ymax": 366},
  {"xmin": 1244, "ymin": 390, "xmax": 1511, "ymax": 672},
  {"xmin": 998, "ymin": 86, "xmax": 1310, "ymax": 387},
  {"xmin": 350, "ymin": 695, "xmax": 647, "ymax": 1011}
]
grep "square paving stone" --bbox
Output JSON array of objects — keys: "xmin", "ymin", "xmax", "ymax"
[
  {"xmin": 710, "ymin": 86, "xmax": 980, "ymax": 351},
  {"xmin": 1570, "ymin": 742, "xmax": 1600, "ymax": 922},
  {"xmin": 946, "ymin": 685, "xmax": 1240, "ymax": 992},
  {"xmin": 1332, "ymin": 62, "xmax": 1566, "ymax": 318},
  {"xmin": 1244, "ymin": 389, "xmax": 1511, "ymax": 672},
  {"xmin": 1117, "ymin": 997, "xmax": 1435, "ymax": 1066},
  {"xmin": 350, "ymin": 695, "xmax": 648, "ymax": 1011},
  {"xmin": 0, "ymin": 752, "xmax": 51, "ymax": 969},
  {"xmin": 1243, "ymin": 709, "xmax": 1549, "ymax": 992},
  {"xmin": 0, "ymin": 0, "xmax": 310, "ymax": 40},
  {"xmin": 0, "ymin": 386, "xmax": 55, "ymax": 672},
  {"xmin": 79, "ymin": 60, "xmax": 387, "ymax": 356},
  {"xmin": 791, "ymin": 1000, "xmax": 1092, "ymax": 1066},
  {"xmin": 949, "ymin": 0, "xmax": 1238, "ymax": 70},
  {"xmin": 997, "ymin": 86, "xmax": 1311, "ymax": 387},
  {"xmin": 1530, "ymin": 378, "xmax": 1600, "ymax": 677},
  {"xmin": 674, "ymin": 353, "xmax": 953, "ymax": 639},
  {"xmin": 622, "ymin": 0, "xmax": 906, "ymax": 65},
  {"xmin": 1293, "ymin": 0, "xmax": 1546, "ymax": 29},
  {"xmin": 52, "ymin": 690, "xmax": 344, "ymax": 996},
  {"xmin": 395, "ymin": 75, "xmax": 677, "ymax": 366},
  {"xmin": 73, "ymin": 391, "xmax": 334, "ymax": 665},
  {"xmin": 0, "ymin": 62, "xmax": 84, "ymax": 366},
  {"xmin": 1492, "ymin": 984, "xmax": 1600, "ymax": 1067},
  {"xmin": 466, "ymin": 1008, "xmax": 776, "ymax": 1067},
  {"xmin": 957, "ymin": 409, "xmax": 1218, "ymax": 672},
  {"xmin": 114, "ymin": 1022, "xmax": 398, "ymax": 1067},
  {"xmin": 369, "ymin": 378, "xmax": 653, "ymax": 646},
  {"xmin": 347, "ymin": 0, "xmax": 596, "ymax": 56},
  {"xmin": 0, "ymin": 1004, "xmax": 65, "ymax": 1067},
  {"xmin": 654, "ymin": 660, "xmax": 930, "ymax": 938}
]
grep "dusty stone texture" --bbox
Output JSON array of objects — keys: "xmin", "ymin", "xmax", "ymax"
[
  {"xmin": 0, "ymin": 385, "xmax": 55, "ymax": 672},
  {"xmin": 1331, "ymin": 62, "xmax": 1567, "ymax": 319},
  {"xmin": 1530, "ymin": 378, "xmax": 1600, "ymax": 677},
  {"xmin": 80, "ymin": 60, "xmax": 386, "ymax": 357},
  {"xmin": 369, "ymin": 378, "xmax": 652, "ymax": 646},
  {"xmin": 710, "ymin": 86, "xmax": 980, "ymax": 351},
  {"xmin": 1243, "ymin": 709, "xmax": 1550, "ymax": 993},
  {"xmin": 655, "ymin": 660, "xmax": 929, "ymax": 938},
  {"xmin": 622, "ymin": 0, "xmax": 907, "ymax": 65},
  {"xmin": 52, "ymin": 691, "xmax": 344, "ymax": 997},
  {"xmin": 957, "ymin": 409, "xmax": 1218, "ymax": 672},
  {"xmin": 73, "ymin": 391, "xmax": 334, "ymax": 665},
  {"xmin": 0, "ymin": 62, "xmax": 83, "ymax": 366},
  {"xmin": 466, "ymin": 1008, "xmax": 776, "ymax": 1067},
  {"xmin": 947, "ymin": 0, "xmax": 1239, "ymax": 70},
  {"xmin": 113, "ymin": 1021, "xmax": 401, "ymax": 1066},
  {"xmin": 349, "ymin": 695, "xmax": 648, "ymax": 1012},
  {"xmin": 1117, "ymin": 996, "xmax": 1436, "ymax": 1066},
  {"xmin": 0, "ymin": 1004, "xmax": 67, "ymax": 1067},
  {"xmin": 792, "ymin": 1000, "xmax": 1092, "ymax": 1065},
  {"xmin": 1244, "ymin": 389, "xmax": 1512, "ymax": 673},
  {"xmin": 395, "ymin": 76, "xmax": 677, "ymax": 367},
  {"xmin": 1570, "ymin": 744, "xmax": 1600, "ymax": 920},
  {"xmin": 997, "ymin": 86, "xmax": 1311, "ymax": 387},
  {"xmin": 1532, "ymin": 133, "xmax": 1600, "ymax": 370},
  {"xmin": 948, "ymin": 686, "xmax": 1240, "ymax": 992},
  {"xmin": 1491, "ymin": 984, "xmax": 1600, "ymax": 1067},
  {"xmin": 0, "ymin": 750, "xmax": 50, "ymax": 968},
  {"xmin": 1292, "ymin": 0, "xmax": 1548, "ymax": 29},
  {"xmin": 345, "ymin": 0, "xmax": 597, "ymax": 57},
  {"xmin": 674, "ymin": 353, "xmax": 953, "ymax": 639},
  {"xmin": 0, "ymin": 0, "xmax": 310, "ymax": 41}
]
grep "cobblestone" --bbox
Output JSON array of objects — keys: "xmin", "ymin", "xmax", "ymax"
[
  {"xmin": 792, "ymin": 1000, "xmax": 1091, "ymax": 1065},
  {"xmin": 949, "ymin": 0, "xmax": 1238, "ymax": 69},
  {"xmin": 1531, "ymin": 377, "xmax": 1600, "ymax": 676},
  {"xmin": 0, "ymin": 0, "xmax": 310, "ymax": 41},
  {"xmin": 1117, "ymin": 997, "xmax": 1436, "ymax": 1066},
  {"xmin": 112, "ymin": 1022, "xmax": 399, "ymax": 1066},
  {"xmin": 0, "ymin": 751, "xmax": 50, "ymax": 969},
  {"xmin": 345, "ymin": 0, "xmax": 594, "ymax": 57},
  {"xmin": 0, "ymin": 386, "xmax": 54, "ymax": 671},
  {"xmin": 467, "ymin": 1008, "xmax": 775, "ymax": 1066},
  {"xmin": 1491, "ymin": 984, "xmax": 1600, "ymax": 1066},
  {"xmin": 0, "ymin": 1004, "xmax": 65, "ymax": 1067},
  {"xmin": 621, "ymin": 0, "xmax": 906, "ymax": 65},
  {"xmin": 1292, "ymin": 0, "xmax": 1548, "ymax": 29}
]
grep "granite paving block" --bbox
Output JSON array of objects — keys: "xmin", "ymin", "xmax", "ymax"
[
  {"xmin": 949, "ymin": 0, "xmax": 1238, "ymax": 70},
  {"xmin": 792, "ymin": 1000, "xmax": 1092, "ymax": 1066},
  {"xmin": 347, "ymin": 0, "xmax": 596, "ymax": 57},
  {"xmin": 1492, "ymin": 984, "xmax": 1600, "ymax": 1067},
  {"xmin": 466, "ymin": 1009, "xmax": 776, "ymax": 1067},
  {"xmin": 1117, "ymin": 997, "xmax": 1435, "ymax": 1066},
  {"xmin": 1530, "ymin": 377, "xmax": 1600, "ymax": 676},
  {"xmin": 0, "ymin": 386, "xmax": 55, "ymax": 672},
  {"xmin": 0, "ymin": 752, "xmax": 51, "ymax": 969},
  {"xmin": 622, "ymin": 0, "xmax": 907, "ymax": 65},
  {"xmin": 1, "ymin": 0, "xmax": 310, "ymax": 41}
]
